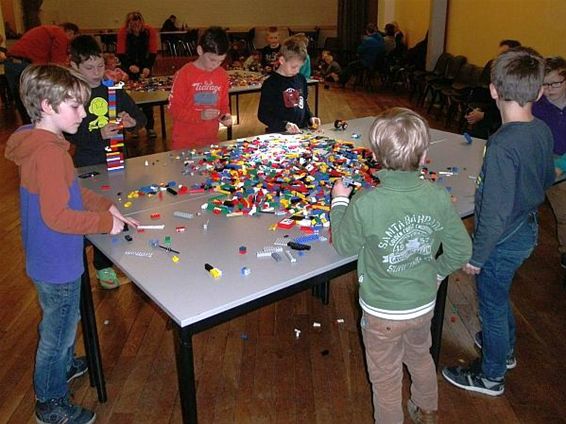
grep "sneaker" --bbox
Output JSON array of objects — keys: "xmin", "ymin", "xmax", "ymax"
[
  {"xmin": 67, "ymin": 356, "xmax": 88, "ymax": 383},
  {"xmin": 474, "ymin": 331, "xmax": 517, "ymax": 369},
  {"xmin": 442, "ymin": 362, "xmax": 504, "ymax": 396},
  {"xmin": 96, "ymin": 267, "xmax": 119, "ymax": 290},
  {"xmin": 35, "ymin": 397, "xmax": 96, "ymax": 424},
  {"xmin": 147, "ymin": 129, "xmax": 157, "ymax": 139},
  {"xmin": 407, "ymin": 399, "xmax": 438, "ymax": 424}
]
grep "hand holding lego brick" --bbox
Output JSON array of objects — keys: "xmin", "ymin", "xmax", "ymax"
[
  {"xmin": 285, "ymin": 121, "xmax": 301, "ymax": 134},
  {"xmin": 331, "ymin": 178, "xmax": 353, "ymax": 198},
  {"xmin": 109, "ymin": 205, "xmax": 139, "ymax": 235},
  {"xmin": 219, "ymin": 113, "xmax": 232, "ymax": 127},
  {"xmin": 118, "ymin": 111, "xmax": 136, "ymax": 129}
]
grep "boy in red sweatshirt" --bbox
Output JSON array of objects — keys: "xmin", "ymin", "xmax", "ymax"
[{"xmin": 169, "ymin": 26, "xmax": 232, "ymax": 150}]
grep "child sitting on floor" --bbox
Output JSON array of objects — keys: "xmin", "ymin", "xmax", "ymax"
[{"xmin": 103, "ymin": 53, "xmax": 129, "ymax": 83}]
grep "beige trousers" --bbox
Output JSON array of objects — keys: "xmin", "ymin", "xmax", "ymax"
[{"xmin": 361, "ymin": 310, "xmax": 437, "ymax": 424}]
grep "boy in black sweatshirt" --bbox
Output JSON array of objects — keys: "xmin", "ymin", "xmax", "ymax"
[{"xmin": 258, "ymin": 36, "xmax": 320, "ymax": 134}]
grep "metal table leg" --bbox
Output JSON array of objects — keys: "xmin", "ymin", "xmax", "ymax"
[
  {"xmin": 430, "ymin": 276, "xmax": 448, "ymax": 369},
  {"xmin": 173, "ymin": 323, "xmax": 198, "ymax": 424},
  {"xmin": 80, "ymin": 248, "xmax": 107, "ymax": 402}
]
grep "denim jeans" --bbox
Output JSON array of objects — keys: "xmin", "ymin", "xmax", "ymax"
[
  {"xmin": 477, "ymin": 213, "xmax": 538, "ymax": 380},
  {"xmin": 4, "ymin": 59, "xmax": 31, "ymax": 124},
  {"xmin": 361, "ymin": 310, "xmax": 437, "ymax": 424},
  {"xmin": 33, "ymin": 278, "xmax": 81, "ymax": 401}
]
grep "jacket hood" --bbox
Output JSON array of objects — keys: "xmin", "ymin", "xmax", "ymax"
[{"xmin": 5, "ymin": 128, "xmax": 69, "ymax": 166}]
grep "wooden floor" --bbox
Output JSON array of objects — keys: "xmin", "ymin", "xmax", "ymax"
[{"xmin": 0, "ymin": 83, "xmax": 565, "ymax": 424}]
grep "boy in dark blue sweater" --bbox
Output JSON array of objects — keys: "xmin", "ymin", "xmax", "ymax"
[
  {"xmin": 258, "ymin": 36, "xmax": 320, "ymax": 134},
  {"xmin": 443, "ymin": 47, "xmax": 555, "ymax": 396}
]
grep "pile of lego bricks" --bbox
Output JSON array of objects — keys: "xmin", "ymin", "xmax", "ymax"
[
  {"xmin": 190, "ymin": 133, "xmax": 381, "ymax": 227},
  {"xmin": 227, "ymin": 71, "xmax": 266, "ymax": 87},
  {"xmin": 125, "ymin": 76, "xmax": 174, "ymax": 92}
]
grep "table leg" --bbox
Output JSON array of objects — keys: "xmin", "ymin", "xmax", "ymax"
[
  {"xmin": 79, "ymin": 248, "xmax": 107, "ymax": 402},
  {"xmin": 314, "ymin": 83, "xmax": 319, "ymax": 116},
  {"xmin": 160, "ymin": 105, "xmax": 167, "ymax": 140},
  {"xmin": 430, "ymin": 276, "xmax": 448, "ymax": 369},
  {"xmin": 173, "ymin": 323, "xmax": 198, "ymax": 424},
  {"xmin": 320, "ymin": 281, "xmax": 330, "ymax": 305},
  {"xmin": 235, "ymin": 94, "xmax": 240, "ymax": 125}
]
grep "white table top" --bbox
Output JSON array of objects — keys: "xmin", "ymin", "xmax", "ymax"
[{"xmin": 83, "ymin": 117, "xmax": 485, "ymax": 327}]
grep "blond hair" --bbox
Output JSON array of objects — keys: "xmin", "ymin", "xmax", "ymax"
[
  {"xmin": 280, "ymin": 36, "xmax": 307, "ymax": 62},
  {"xmin": 20, "ymin": 64, "xmax": 91, "ymax": 124},
  {"xmin": 369, "ymin": 108, "xmax": 430, "ymax": 171}
]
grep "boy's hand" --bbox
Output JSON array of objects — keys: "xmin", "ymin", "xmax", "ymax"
[
  {"xmin": 128, "ymin": 65, "xmax": 140, "ymax": 75},
  {"xmin": 109, "ymin": 205, "xmax": 140, "ymax": 235},
  {"xmin": 465, "ymin": 109, "xmax": 485, "ymax": 124},
  {"xmin": 201, "ymin": 108, "xmax": 220, "ymax": 121},
  {"xmin": 141, "ymin": 67, "xmax": 151, "ymax": 78},
  {"xmin": 110, "ymin": 216, "xmax": 126, "ymax": 235},
  {"xmin": 309, "ymin": 117, "xmax": 321, "ymax": 129},
  {"xmin": 332, "ymin": 179, "xmax": 353, "ymax": 198},
  {"xmin": 285, "ymin": 122, "xmax": 301, "ymax": 134},
  {"xmin": 118, "ymin": 111, "xmax": 136, "ymax": 128},
  {"xmin": 100, "ymin": 123, "xmax": 123, "ymax": 140},
  {"xmin": 462, "ymin": 263, "xmax": 481, "ymax": 275},
  {"xmin": 219, "ymin": 113, "xmax": 232, "ymax": 127}
]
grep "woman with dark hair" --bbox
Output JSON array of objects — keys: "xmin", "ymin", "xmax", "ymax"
[{"xmin": 117, "ymin": 11, "xmax": 158, "ymax": 138}]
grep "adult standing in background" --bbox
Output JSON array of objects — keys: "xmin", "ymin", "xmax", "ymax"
[
  {"xmin": 117, "ymin": 11, "xmax": 158, "ymax": 138},
  {"xmin": 4, "ymin": 22, "xmax": 79, "ymax": 123}
]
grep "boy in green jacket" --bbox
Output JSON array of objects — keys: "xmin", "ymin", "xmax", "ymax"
[{"xmin": 331, "ymin": 107, "xmax": 472, "ymax": 424}]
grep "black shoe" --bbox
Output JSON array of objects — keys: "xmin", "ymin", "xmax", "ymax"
[
  {"xmin": 67, "ymin": 356, "xmax": 88, "ymax": 382},
  {"xmin": 561, "ymin": 253, "xmax": 566, "ymax": 269},
  {"xmin": 35, "ymin": 397, "xmax": 96, "ymax": 424},
  {"xmin": 474, "ymin": 331, "xmax": 517, "ymax": 369}
]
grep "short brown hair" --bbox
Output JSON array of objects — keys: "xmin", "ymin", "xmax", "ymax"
[
  {"xmin": 369, "ymin": 108, "xmax": 430, "ymax": 171},
  {"xmin": 198, "ymin": 26, "xmax": 230, "ymax": 55},
  {"xmin": 20, "ymin": 64, "xmax": 91, "ymax": 124},
  {"xmin": 544, "ymin": 56, "xmax": 566, "ymax": 78},
  {"xmin": 491, "ymin": 47, "xmax": 544, "ymax": 106},
  {"xmin": 280, "ymin": 37, "xmax": 307, "ymax": 62}
]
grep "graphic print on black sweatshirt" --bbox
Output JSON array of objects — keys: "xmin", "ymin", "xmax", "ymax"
[{"xmin": 283, "ymin": 88, "xmax": 303, "ymax": 109}]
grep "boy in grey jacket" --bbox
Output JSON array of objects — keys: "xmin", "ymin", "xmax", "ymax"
[{"xmin": 331, "ymin": 107, "xmax": 472, "ymax": 424}]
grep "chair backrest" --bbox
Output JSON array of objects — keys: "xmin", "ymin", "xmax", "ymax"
[
  {"xmin": 444, "ymin": 55, "xmax": 467, "ymax": 79},
  {"xmin": 432, "ymin": 52, "xmax": 453, "ymax": 76},
  {"xmin": 470, "ymin": 65, "xmax": 484, "ymax": 86},
  {"xmin": 478, "ymin": 59, "xmax": 493, "ymax": 86},
  {"xmin": 453, "ymin": 62, "xmax": 476, "ymax": 85}
]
